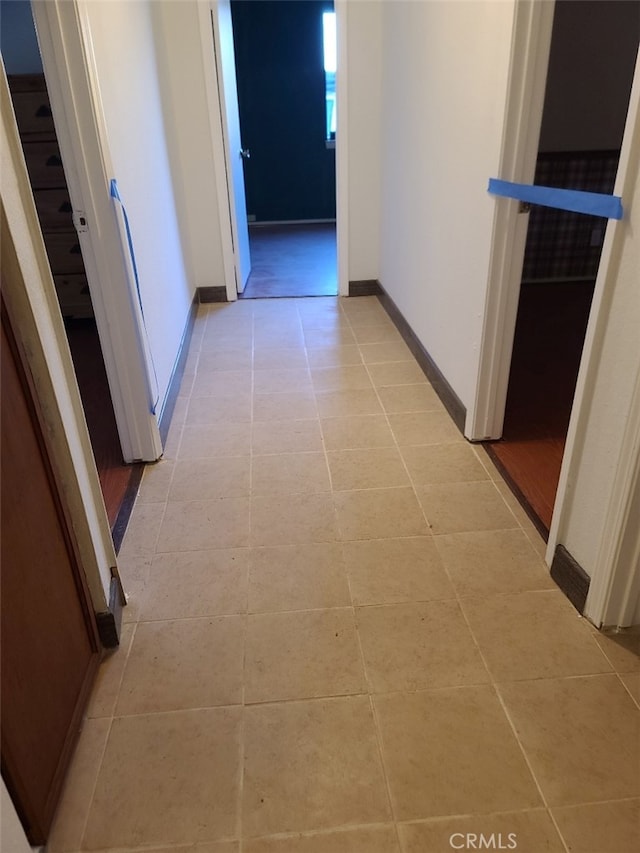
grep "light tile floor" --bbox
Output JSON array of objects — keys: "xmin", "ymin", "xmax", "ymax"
[{"xmin": 48, "ymin": 297, "xmax": 639, "ymax": 853}]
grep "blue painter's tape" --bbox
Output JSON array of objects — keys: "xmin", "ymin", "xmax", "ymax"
[
  {"xmin": 488, "ymin": 178, "xmax": 623, "ymax": 220},
  {"xmin": 110, "ymin": 178, "xmax": 160, "ymax": 415}
]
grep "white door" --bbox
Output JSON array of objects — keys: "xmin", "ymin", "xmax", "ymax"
[{"xmin": 210, "ymin": 0, "xmax": 251, "ymax": 293}]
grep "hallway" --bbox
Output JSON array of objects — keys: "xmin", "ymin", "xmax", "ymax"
[{"xmin": 47, "ymin": 297, "xmax": 639, "ymax": 853}]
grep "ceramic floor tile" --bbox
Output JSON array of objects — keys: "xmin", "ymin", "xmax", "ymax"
[
  {"xmin": 244, "ymin": 825, "xmax": 399, "ymax": 853},
  {"xmin": 83, "ymin": 708, "xmax": 241, "ymax": 849},
  {"xmin": 185, "ymin": 394, "xmax": 253, "ymax": 425},
  {"xmin": 156, "ymin": 498, "xmax": 250, "ymax": 552},
  {"xmin": 416, "ymin": 482, "xmax": 517, "ymax": 534},
  {"xmin": 242, "ymin": 696, "xmax": 391, "ymax": 837},
  {"xmin": 461, "ymin": 590, "xmax": 612, "ymax": 681},
  {"xmin": 366, "ymin": 361, "xmax": 428, "ymax": 387},
  {"xmin": 179, "ymin": 423, "xmax": 252, "ymax": 459},
  {"xmin": 191, "ymin": 370, "xmax": 252, "ymax": 398},
  {"xmin": 86, "ymin": 623, "xmax": 136, "ymax": 719},
  {"xmin": 401, "ymin": 443, "xmax": 489, "ymax": 485},
  {"xmin": 343, "ymin": 537, "xmax": 455, "ymax": 605},
  {"xmin": 620, "ymin": 672, "xmax": 640, "ymax": 705},
  {"xmin": 116, "ymin": 616, "xmax": 244, "ymax": 715},
  {"xmin": 142, "ymin": 549, "xmax": 248, "ymax": 620},
  {"xmin": 399, "ymin": 810, "xmax": 565, "ymax": 853},
  {"xmin": 591, "ymin": 629, "xmax": 640, "ymax": 672},
  {"xmin": 375, "ymin": 687, "xmax": 541, "ymax": 821},
  {"xmin": 334, "ymin": 488, "xmax": 429, "ymax": 540},
  {"xmin": 118, "ymin": 503, "xmax": 164, "ymax": 557},
  {"xmin": 251, "ymin": 452, "xmax": 331, "ymax": 496},
  {"xmin": 253, "ymin": 369, "xmax": 313, "ymax": 394},
  {"xmin": 46, "ymin": 719, "xmax": 111, "ymax": 853},
  {"xmin": 350, "ymin": 324, "xmax": 402, "ymax": 344},
  {"xmin": 136, "ymin": 459, "xmax": 174, "ymax": 504},
  {"xmin": 387, "ymin": 411, "xmax": 463, "ymax": 446},
  {"xmin": 251, "ymin": 493, "xmax": 338, "ymax": 546},
  {"xmin": 498, "ymin": 675, "xmax": 640, "ymax": 806},
  {"xmin": 315, "ymin": 388, "xmax": 383, "ymax": 418},
  {"xmin": 304, "ymin": 328, "xmax": 357, "ymax": 348},
  {"xmin": 377, "ymin": 384, "xmax": 442, "ymax": 413},
  {"xmin": 494, "ymin": 481, "xmax": 548, "ymax": 559},
  {"xmin": 306, "ymin": 345, "xmax": 363, "ymax": 368},
  {"xmin": 357, "ymin": 600, "xmax": 489, "ymax": 692},
  {"xmin": 327, "ymin": 448, "xmax": 410, "ymax": 491},
  {"xmin": 253, "ymin": 392, "xmax": 318, "ymax": 422},
  {"xmin": 245, "ymin": 609, "xmax": 366, "ymax": 703},
  {"xmin": 248, "ymin": 543, "xmax": 350, "ymax": 613},
  {"xmin": 197, "ymin": 348, "xmax": 253, "ymax": 372},
  {"xmin": 552, "ymin": 798, "xmax": 640, "ymax": 853},
  {"xmin": 252, "ymin": 420, "xmax": 323, "ymax": 455},
  {"xmin": 310, "ymin": 365, "xmax": 374, "ymax": 392},
  {"xmin": 169, "ymin": 457, "xmax": 251, "ymax": 501},
  {"xmin": 358, "ymin": 340, "xmax": 413, "ymax": 363},
  {"xmin": 320, "ymin": 415, "xmax": 395, "ymax": 450},
  {"xmin": 98, "ymin": 844, "xmax": 239, "ymax": 853},
  {"xmin": 122, "ymin": 577, "xmax": 146, "ymax": 624},
  {"xmin": 434, "ymin": 529, "xmax": 554, "ymax": 597},
  {"xmin": 253, "ymin": 348, "xmax": 309, "ymax": 370}
]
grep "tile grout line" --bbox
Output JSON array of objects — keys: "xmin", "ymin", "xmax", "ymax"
[{"xmin": 338, "ymin": 299, "xmax": 416, "ymax": 852}]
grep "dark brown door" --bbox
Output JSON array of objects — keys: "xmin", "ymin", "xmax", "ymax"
[{"xmin": 1, "ymin": 298, "xmax": 101, "ymax": 844}]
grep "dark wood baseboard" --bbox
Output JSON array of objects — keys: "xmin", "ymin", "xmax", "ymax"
[
  {"xmin": 159, "ymin": 295, "xmax": 199, "ymax": 445},
  {"xmin": 376, "ymin": 283, "xmax": 466, "ymax": 434},
  {"xmin": 110, "ymin": 464, "xmax": 143, "ymax": 552},
  {"xmin": 95, "ymin": 574, "xmax": 125, "ymax": 648},
  {"xmin": 551, "ymin": 544, "xmax": 591, "ymax": 614},
  {"xmin": 483, "ymin": 442, "xmax": 550, "ymax": 541},
  {"xmin": 349, "ymin": 279, "xmax": 383, "ymax": 297},
  {"xmin": 110, "ymin": 462, "xmax": 144, "ymax": 554},
  {"xmin": 198, "ymin": 285, "xmax": 228, "ymax": 303}
]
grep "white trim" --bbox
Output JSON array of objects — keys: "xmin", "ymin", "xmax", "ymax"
[
  {"xmin": 466, "ymin": 0, "xmax": 554, "ymax": 440},
  {"xmin": 200, "ymin": 1, "xmax": 238, "ymax": 303},
  {"xmin": 335, "ymin": 0, "xmax": 349, "ymax": 297},
  {"xmin": 32, "ymin": 0, "xmax": 162, "ymax": 461},
  {"xmin": 583, "ymin": 365, "xmax": 640, "ymax": 627}
]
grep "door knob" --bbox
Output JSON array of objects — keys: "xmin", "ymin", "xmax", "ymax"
[{"xmin": 239, "ymin": 149, "xmax": 251, "ymax": 159}]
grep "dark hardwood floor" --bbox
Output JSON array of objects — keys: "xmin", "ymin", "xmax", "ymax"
[
  {"xmin": 241, "ymin": 222, "xmax": 337, "ymax": 298},
  {"xmin": 486, "ymin": 281, "xmax": 595, "ymax": 534},
  {"xmin": 65, "ymin": 320, "xmax": 142, "ymax": 539}
]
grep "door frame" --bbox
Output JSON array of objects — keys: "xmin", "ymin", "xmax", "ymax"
[
  {"xmin": 467, "ymin": 0, "xmax": 555, "ymax": 442},
  {"xmin": 31, "ymin": 0, "xmax": 162, "ymax": 462},
  {"xmin": 473, "ymin": 0, "xmax": 640, "ymax": 628},
  {"xmin": 551, "ymin": 47, "xmax": 640, "ymax": 627},
  {"xmin": 202, "ymin": 0, "xmax": 349, "ymax": 300}
]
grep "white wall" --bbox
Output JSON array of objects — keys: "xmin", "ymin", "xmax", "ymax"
[
  {"xmin": 84, "ymin": 0, "xmax": 194, "ymax": 409},
  {"xmin": 151, "ymin": 0, "xmax": 226, "ymax": 294},
  {"xmin": 345, "ymin": 0, "xmax": 382, "ymax": 282},
  {"xmin": 378, "ymin": 0, "xmax": 516, "ymax": 408}
]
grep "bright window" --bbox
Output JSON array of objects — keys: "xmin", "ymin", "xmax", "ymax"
[{"xmin": 323, "ymin": 11, "xmax": 336, "ymax": 140}]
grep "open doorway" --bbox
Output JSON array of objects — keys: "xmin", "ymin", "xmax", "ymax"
[
  {"xmin": 229, "ymin": 0, "xmax": 338, "ymax": 298},
  {"xmin": 486, "ymin": 0, "xmax": 640, "ymax": 536},
  {"xmin": 1, "ymin": 0, "xmax": 142, "ymax": 546}
]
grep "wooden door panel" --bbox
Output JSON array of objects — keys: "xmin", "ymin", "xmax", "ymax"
[{"xmin": 1, "ymin": 305, "xmax": 100, "ymax": 844}]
